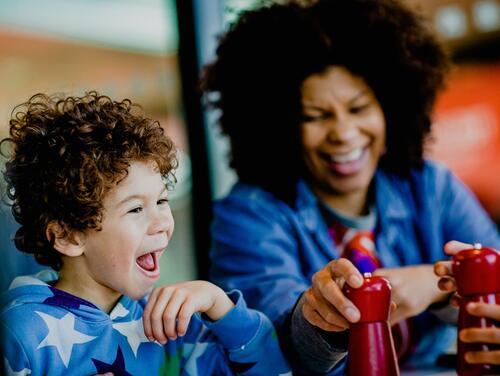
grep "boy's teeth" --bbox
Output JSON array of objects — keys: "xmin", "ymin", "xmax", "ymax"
[{"xmin": 331, "ymin": 148, "xmax": 363, "ymax": 163}]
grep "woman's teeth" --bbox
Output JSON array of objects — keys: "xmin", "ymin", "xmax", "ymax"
[{"xmin": 331, "ymin": 148, "xmax": 363, "ymax": 163}]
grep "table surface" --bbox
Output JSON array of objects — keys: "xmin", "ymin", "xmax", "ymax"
[
  {"xmin": 401, "ymin": 367, "xmax": 456, "ymax": 375},
  {"xmin": 401, "ymin": 371, "xmax": 455, "ymax": 375}
]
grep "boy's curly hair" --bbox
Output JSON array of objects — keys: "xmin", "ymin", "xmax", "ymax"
[
  {"xmin": 202, "ymin": 0, "xmax": 450, "ymax": 203},
  {"xmin": 0, "ymin": 91, "xmax": 177, "ymax": 270}
]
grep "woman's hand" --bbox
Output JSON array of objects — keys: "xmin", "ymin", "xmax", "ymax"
[
  {"xmin": 434, "ymin": 240, "xmax": 471, "ymax": 297},
  {"xmin": 434, "ymin": 240, "xmax": 500, "ymax": 365},
  {"xmin": 143, "ymin": 281, "xmax": 234, "ymax": 344},
  {"xmin": 302, "ymin": 258, "xmax": 364, "ymax": 331},
  {"xmin": 374, "ymin": 264, "xmax": 448, "ymax": 325},
  {"xmin": 460, "ymin": 302, "xmax": 500, "ymax": 365}
]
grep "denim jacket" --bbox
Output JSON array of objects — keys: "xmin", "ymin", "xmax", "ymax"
[{"xmin": 210, "ymin": 160, "xmax": 500, "ymax": 375}]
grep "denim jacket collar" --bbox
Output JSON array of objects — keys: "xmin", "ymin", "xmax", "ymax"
[
  {"xmin": 374, "ymin": 169, "xmax": 411, "ymax": 222},
  {"xmin": 295, "ymin": 180, "xmax": 321, "ymax": 232},
  {"xmin": 294, "ymin": 171, "xmax": 412, "ymax": 262},
  {"xmin": 295, "ymin": 170, "xmax": 410, "ymax": 228}
]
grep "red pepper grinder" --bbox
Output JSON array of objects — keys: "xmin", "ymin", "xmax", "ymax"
[
  {"xmin": 453, "ymin": 244, "xmax": 500, "ymax": 376},
  {"xmin": 344, "ymin": 273, "xmax": 400, "ymax": 376}
]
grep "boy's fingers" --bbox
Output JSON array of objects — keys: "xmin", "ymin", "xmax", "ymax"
[
  {"xmin": 467, "ymin": 302, "xmax": 500, "ymax": 321},
  {"xmin": 444, "ymin": 241, "xmax": 472, "ymax": 255},
  {"xmin": 176, "ymin": 299, "xmax": 195, "ymax": 336},
  {"xmin": 150, "ymin": 288, "xmax": 175, "ymax": 344},
  {"xmin": 162, "ymin": 290, "xmax": 186, "ymax": 340},
  {"xmin": 143, "ymin": 289, "xmax": 160, "ymax": 340}
]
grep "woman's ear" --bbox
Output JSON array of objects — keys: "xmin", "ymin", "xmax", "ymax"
[{"xmin": 45, "ymin": 221, "xmax": 85, "ymax": 257}]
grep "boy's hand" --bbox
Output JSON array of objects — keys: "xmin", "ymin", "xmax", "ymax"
[{"xmin": 142, "ymin": 281, "xmax": 234, "ymax": 344}]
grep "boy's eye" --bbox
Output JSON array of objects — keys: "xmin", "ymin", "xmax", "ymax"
[
  {"xmin": 157, "ymin": 198, "xmax": 169, "ymax": 205},
  {"xmin": 127, "ymin": 207, "xmax": 143, "ymax": 214}
]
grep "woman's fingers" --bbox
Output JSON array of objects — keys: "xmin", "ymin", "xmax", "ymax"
[
  {"xmin": 467, "ymin": 302, "xmax": 500, "ymax": 321},
  {"xmin": 304, "ymin": 258, "xmax": 363, "ymax": 331},
  {"xmin": 444, "ymin": 240, "xmax": 472, "ymax": 255},
  {"xmin": 465, "ymin": 350, "xmax": 500, "ymax": 365},
  {"xmin": 312, "ymin": 270, "xmax": 360, "ymax": 323},
  {"xmin": 437, "ymin": 276, "xmax": 457, "ymax": 292},
  {"xmin": 450, "ymin": 294, "xmax": 460, "ymax": 307},
  {"xmin": 434, "ymin": 261, "xmax": 452, "ymax": 277},
  {"xmin": 328, "ymin": 258, "xmax": 363, "ymax": 288},
  {"xmin": 302, "ymin": 293, "xmax": 347, "ymax": 331},
  {"xmin": 460, "ymin": 327, "xmax": 500, "ymax": 345},
  {"xmin": 305, "ymin": 288, "xmax": 350, "ymax": 329}
]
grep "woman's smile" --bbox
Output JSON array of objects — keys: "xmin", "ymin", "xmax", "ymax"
[{"xmin": 301, "ymin": 66, "xmax": 386, "ymax": 213}]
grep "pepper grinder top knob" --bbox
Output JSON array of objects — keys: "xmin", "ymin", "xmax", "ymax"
[
  {"xmin": 344, "ymin": 274, "xmax": 391, "ymax": 322},
  {"xmin": 452, "ymin": 246, "xmax": 500, "ymax": 297}
]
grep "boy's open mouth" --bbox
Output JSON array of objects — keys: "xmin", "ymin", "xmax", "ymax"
[{"xmin": 136, "ymin": 250, "xmax": 161, "ymax": 277}]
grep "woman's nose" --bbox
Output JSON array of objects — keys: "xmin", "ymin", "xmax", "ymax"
[{"xmin": 326, "ymin": 117, "xmax": 358, "ymax": 143}]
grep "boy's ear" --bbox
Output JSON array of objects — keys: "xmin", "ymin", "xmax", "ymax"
[{"xmin": 45, "ymin": 221, "xmax": 85, "ymax": 257}]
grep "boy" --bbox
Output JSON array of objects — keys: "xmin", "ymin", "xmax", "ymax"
[{"xmin": 0, "ymin": 92, "xmax": 290, "ymax": 375}]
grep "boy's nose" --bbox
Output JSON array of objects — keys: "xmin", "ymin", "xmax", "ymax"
[{"xmin": 149, "ymin": 209, "xmax": 174, "ymax": 236}]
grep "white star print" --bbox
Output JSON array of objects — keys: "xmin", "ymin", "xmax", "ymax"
[
  {"xmin": 35, "ymin": 311, "xmax": 96, "ymax": 367},
  {"xmin": 4, "ymin": 357, "xmax": 31, "ymax": 376},
  {"xmin": 182, "ymin": 342, "xmax": 209, "ymax": 376},
  {"xmin": 112, "ymin": 318, "xmax": 157, "ymax": 357},
  {"xmin": 110, "ymin": 303, "xmax": 129, "ymax": 320},
  {"xmin": 9, "ymin": 276, "xmax": 46, "ymax": 290}
]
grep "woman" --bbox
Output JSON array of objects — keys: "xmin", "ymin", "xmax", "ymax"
[{"xmin": 202, "ymin": 0, "xmax": 500, "ymax": 374}]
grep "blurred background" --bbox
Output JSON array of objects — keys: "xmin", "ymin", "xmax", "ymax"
[{"xmin": 0, "ymin": 0, "xmax": 499, "ymax": 291}]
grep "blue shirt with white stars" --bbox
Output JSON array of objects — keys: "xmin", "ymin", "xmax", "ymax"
[{"xmin": 1, "ymin": 270, "xmax": 291, "ymax": 376}]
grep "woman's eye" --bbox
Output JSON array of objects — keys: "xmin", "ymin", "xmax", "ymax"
[
  {"xmin": 127, "ymin": 207, "xmax": 143, "ymax": 214},
  {"xmin": 350, "ymin": 103, "xmax": 370, "ymax": 114},
  {"xmin": 302, "ymin": 113, "xmax": 330, "ymax": 122}
]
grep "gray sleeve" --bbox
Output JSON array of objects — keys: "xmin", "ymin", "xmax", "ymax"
[
  {"xmin": 428, "ymin": 295, "xmax": 459, "ymax": 325},
  {"xmin": 290, "ymin": 293, "xmax": 348, "ymax": 375}
]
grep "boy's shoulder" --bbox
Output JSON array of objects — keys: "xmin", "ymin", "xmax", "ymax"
[
  {"xmin": 1, "ymin": 271, "xmax": 59, "ymax": 314},
  {"xmin": 1, "ymin": 271, "xmax": 112, "ymax": 335}
]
